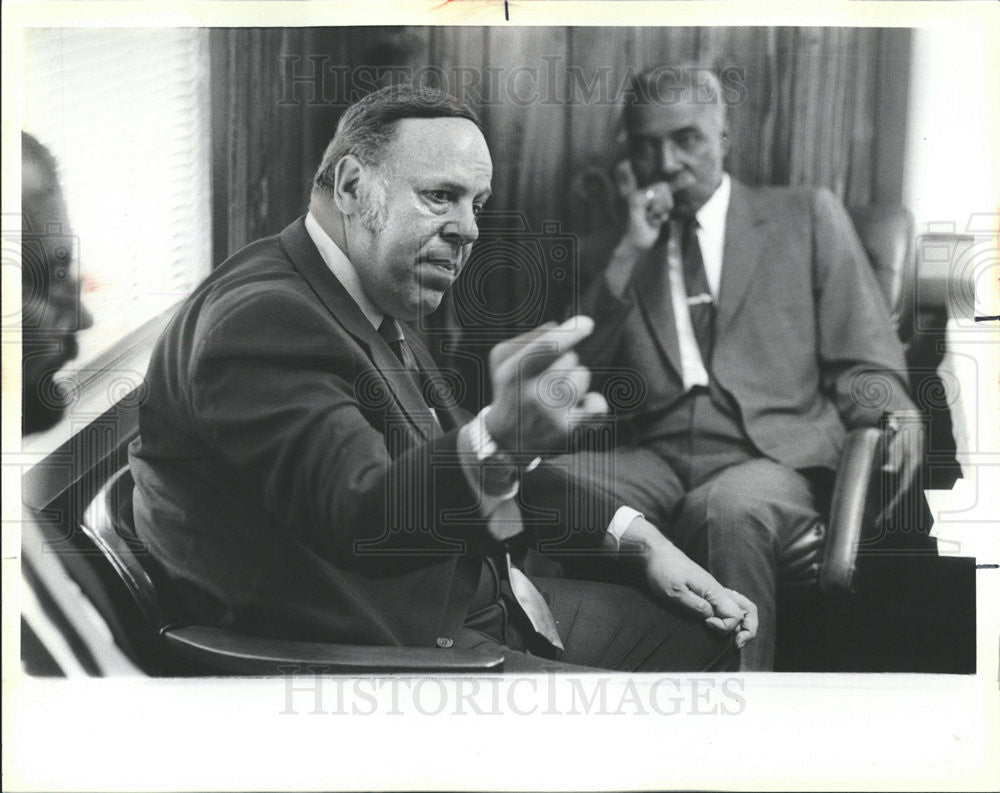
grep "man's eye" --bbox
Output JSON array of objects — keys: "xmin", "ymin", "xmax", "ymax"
[
  {"xmin": 675, "ymin": 132, "xmax": 700, "ymax": 149},
  {"xmin": 473, "ymin": 203, "xmax": 485, "ymax": 217},
  {"xmin": 426, "ymin": 191, "xmax": 451, "ymax": 204}
]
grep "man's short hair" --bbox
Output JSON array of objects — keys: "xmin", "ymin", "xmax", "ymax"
[
  {"xmin": 313, "ymin": 84, "xmax": 481, "ymax": 195},
  {"xmin": 622, "ymin": 62, "xmax": 726, "ymax": 131}
]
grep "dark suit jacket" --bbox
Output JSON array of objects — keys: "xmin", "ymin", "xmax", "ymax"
[
  {"xmin": 130, "ymin": 218, "xmax": 616, "ymax": 647},
  {"xmin": 578, "ymin": 179, "xmax": 916, "ymax": 471}
]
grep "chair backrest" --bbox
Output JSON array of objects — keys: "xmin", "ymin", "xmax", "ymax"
[
  {"xmin": 848, "ymin": 205, "xmax": 916, "ymax": 345},
  {"xmin": 80, "ymin": 466, "xmax": 186, "ymax": 667}
]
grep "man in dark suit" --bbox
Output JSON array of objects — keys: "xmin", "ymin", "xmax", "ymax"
[
  {"xmin": 128, "ymin": 84, "xmax": 757, "ymax": 672},
  {"xmin": 573, "ymin": 65, "xmax": 921, "ymax": 669}
]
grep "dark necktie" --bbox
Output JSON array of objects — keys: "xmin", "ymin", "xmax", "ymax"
[
  {"xmin": 378, "ymin": 317, "xmax": 444, "ymax": 433},
  {"xmin": 679, "ymin": 217, "xmax": 716, "ymax": 367},
  {"xmin": 378, "ymin": 317, "xmax": 419, "ymax": 372}
]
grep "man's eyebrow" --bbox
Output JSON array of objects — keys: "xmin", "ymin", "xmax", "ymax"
[
  {"xmin": 428, "ymin": 180, "xmax": 492, "ymax": 200},
  {"xmin": 634, "ymin": 125, "xmax": 701, "ymax": 140}
]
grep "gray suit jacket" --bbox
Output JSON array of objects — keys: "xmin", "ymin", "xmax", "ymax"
[{"xmin": 578, "ymin": 179, "xmax": 916, "ymax": 471}]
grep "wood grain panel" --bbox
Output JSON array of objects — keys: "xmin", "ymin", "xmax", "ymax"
[
  {"xmin": 564, "ymin": 26, "xmax": 634, "ymax": 236},
  {"xmin": 477, "ymin": 26, "xmax": 571, "ymax": 326},
  {"xmin": 711, "ymin": 28, "xmax": 778, "ymax": 187}
]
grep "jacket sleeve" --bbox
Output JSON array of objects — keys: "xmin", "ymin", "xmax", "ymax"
[
  {"xmin": 509, "ymin": 425, "xmax": 628, "ymax": 554},
  {"xmin": 812, "ymin": 188, "xmax": 918, "ymax": 427},
  {"xmin": 188, "ymin": 288, "xmax": 487, "ymax": 562},
  {"xmin": 571, "ymin": 233, "xmax": 637, "ymax": 377}
]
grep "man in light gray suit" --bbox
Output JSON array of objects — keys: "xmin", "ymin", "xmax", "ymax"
[{"xmin": 574, "ymin": 64, "xmax": 921, "ymax": 669}]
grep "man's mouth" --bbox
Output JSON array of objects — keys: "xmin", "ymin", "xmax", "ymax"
[
  {"xmin": 668, "ymin": 176, "xmax": 694, "ymax": 194},
  {"xmin": 418, "ymin": 256, "xmax": 459, "ymax": 274}
]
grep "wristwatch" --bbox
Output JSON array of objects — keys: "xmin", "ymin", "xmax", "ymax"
[{"xmin": 468, "ymin": 406, "xmax": 542, "ymax": 471}]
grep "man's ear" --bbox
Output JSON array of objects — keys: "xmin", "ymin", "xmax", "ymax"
[{"xmin": 332, "ymin": 155, "xmax": 364, "ymax": 216}]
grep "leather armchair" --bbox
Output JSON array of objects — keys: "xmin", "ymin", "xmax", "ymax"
[
  {"xmin": 778, "ymin": 205, "xmax": 918, "ymax": 592},
  {"xmin": 69, "ymin": 430, "xmax": 503, "ymax": 675}
]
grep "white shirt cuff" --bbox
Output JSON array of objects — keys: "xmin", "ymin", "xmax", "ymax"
[{"xmin": 607, "ymin": 506, "xmax": 644, "ymax": 550}]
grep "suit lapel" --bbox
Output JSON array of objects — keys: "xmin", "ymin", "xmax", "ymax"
[
  {"xmin": 718, "ymin": 180, "xmax": 768, "ymax": 335},
  {"xmin": 633, "ymin": 236, "xmax": 683, "ymax": 378},
  {"xmin": 279, "ymin": 218, "xmax": 437, "ymax": 442},
  {"xmin": 407, "ymin": 335, "xmax": 468, "ymax": 432}
]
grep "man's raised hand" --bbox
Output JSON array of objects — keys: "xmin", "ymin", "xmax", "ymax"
[
  {"xmin": 615, "ymin": 159, "xmax": 672, "ymax": 252},
  {"xmin": 605, "ymin": 160, "xmax": 673, "ymax": 295},
  {"xmin": 485, "ymin": 316, "xmax": 609, "ymax": 457}
]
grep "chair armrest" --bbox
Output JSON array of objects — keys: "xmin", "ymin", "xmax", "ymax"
[
  {"xmin": 163, "ymin": 625, "xmax": 505, "ymax": 675},
  {"xmin": 820, "ymin": 427, "xmax": 884, "ymax": 592}
]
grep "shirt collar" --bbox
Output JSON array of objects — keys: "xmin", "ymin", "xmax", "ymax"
[
  {"xmin": 304, "ymin": 211, "xmax": 383, "ymax": 329},
  {"xmin": 694, "ymin": 172, "xmax": 731, "ymax": 233}
]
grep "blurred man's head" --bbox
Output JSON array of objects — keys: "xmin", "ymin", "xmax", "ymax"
[
  {"xmin": 623, "ymin": 64, "xmax": 730, "ymax": 217},
  {"xmin": 310, "ymin": 85, "xmax": 492, "ymax": 321},
  {"xmin": 21, "ymin": 132, "xmax": 92, "ymax": 434}
]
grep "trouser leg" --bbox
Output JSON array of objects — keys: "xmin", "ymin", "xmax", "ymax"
[
  {"xmin": 668, "ymin": 458, "xmax": 823, "ymax": 671},
  {"xmin": 454, "ymin": 575, "xmax": 738, "ymax": 673},
  {"xmin": 541, "ymin": 446, "xmax": 686, "ymax": 530},
  {"xmin": 535, "ymin": 576, "xmax": 739, "ymax": 672}
]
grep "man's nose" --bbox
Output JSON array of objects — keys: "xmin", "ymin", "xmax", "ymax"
[
  {"xmin": 440, "ymin": 202, "xmax": 479, "ymax": 246},
  {"xmin": 658, "ymin": 140, "xmax": 683, "ymax": 176}
]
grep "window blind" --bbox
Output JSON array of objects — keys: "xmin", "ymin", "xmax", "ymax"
[{"xmin": 22, "ymin": 28, "xmax": 212, "ymax": 366}]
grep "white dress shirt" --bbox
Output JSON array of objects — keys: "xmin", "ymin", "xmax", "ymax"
[
  {"xmin": 305, "ymin": 212, "xmax": 383, "ymax": 329},
  {"xmin": 667, "ymin": 173, "xmax": 731, "ymax": 389}
]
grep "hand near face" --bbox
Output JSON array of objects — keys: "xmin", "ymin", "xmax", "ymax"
[
  {"xmin": 485, "ymin": 316, "xmax": 609, "ymax": 456},
  {"xmin": 603, "ymin": 160, "xmax": 673, "ymax": 296},
  {"xmin": 615, "ymin": 159, "xmax": 673, "ymax": 252}
]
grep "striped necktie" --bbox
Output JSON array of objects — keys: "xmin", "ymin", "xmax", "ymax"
[{"xmin": 678, "ymin": 217, "xmax": 716, "ymax": 367}]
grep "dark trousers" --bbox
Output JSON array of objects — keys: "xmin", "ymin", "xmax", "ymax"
[
  {"xmin": 556, "ymin": 388, "xmax": 825, "ymax": 670},
  {"xmin": 456, "ymin": 565, "xmax": 739, "ymax": 673}
]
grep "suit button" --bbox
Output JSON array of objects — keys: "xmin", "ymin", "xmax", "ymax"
[{"xmin": 436, "ymin": 637, "xmax": 454, "ymax": 649}]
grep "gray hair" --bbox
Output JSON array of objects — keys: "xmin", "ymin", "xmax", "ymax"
[{"xmin": 622, "ymin": 62, "xmax": 727, "ymax": 130}]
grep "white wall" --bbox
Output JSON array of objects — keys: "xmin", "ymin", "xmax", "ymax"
[
  {"xmin": 906, "ymin": 23, "xmax": 1000, "ymax": 564},
  {"xmin": 903, "ymin": 25, "xmax": 999, "ymax": 235}
]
